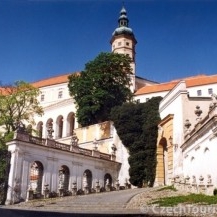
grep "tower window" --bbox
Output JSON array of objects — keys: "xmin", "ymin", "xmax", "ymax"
[
  {"xmin": 118, "ymin": 42, "xmax": 122, "ymax": 46},
  {"xmin": 126, "ymin": 42, "xmax": 130, "ymax": 46}
]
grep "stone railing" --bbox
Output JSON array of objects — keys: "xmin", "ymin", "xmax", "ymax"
[
  {"xmin": 14, "ymin": 132, "xmax": 115, "ymax": 161},
  {"xmin": 173, "ymin": 175, "xmax": 214, "ymax": 195}
]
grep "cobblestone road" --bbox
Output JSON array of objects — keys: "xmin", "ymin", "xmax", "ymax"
[{"xmin": 2, "ymin": 187, "xmax": 217, "ymax": 216}]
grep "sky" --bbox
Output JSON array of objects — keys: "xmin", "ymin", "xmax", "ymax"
[{"xmin": 1, "ymin": 0, "xmax": 217, "ymax": 85}]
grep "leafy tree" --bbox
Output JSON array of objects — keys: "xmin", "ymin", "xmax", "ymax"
[
  {"xmin": 0, "ymin": 81, "xmax": 43, "ymax": 204},
  {"xmin": 111, "ymin": 97, "xmax": 162, "ymax": 187},
  {"xmin": 0, "ymin": 81, "xmax": 43, "ymax": 134},
  {"xmin": 68, "ymin": 52, "xmax": 133, "ymax": 127}
]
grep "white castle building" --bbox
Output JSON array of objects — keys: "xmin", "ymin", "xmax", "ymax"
[{"xmin": 4, "ymin": 6, "xmax": 217, "ymax": 204}]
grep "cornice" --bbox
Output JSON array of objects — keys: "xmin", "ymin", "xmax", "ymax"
[
  {"xmin": 181, "ymin": 113, "xmax": 217, "ymax": 152},
  {"xmin": 43, "ymin": 98, "xmax": 75, "ymax": 111}
]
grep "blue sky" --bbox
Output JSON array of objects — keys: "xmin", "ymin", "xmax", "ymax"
[{"xmin": 0, "ymin": 0, "xmax": 217, "ymax": 85}]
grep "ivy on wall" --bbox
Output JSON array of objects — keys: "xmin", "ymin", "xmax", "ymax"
[{"xmin": 110, "ymin": 97, "xmax": 162, "ymax": 187}]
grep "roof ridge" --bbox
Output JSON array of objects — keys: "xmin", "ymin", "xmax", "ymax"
[{"xmin": 31, "ymin": 72, "xmax": 76, "ymax": 84}]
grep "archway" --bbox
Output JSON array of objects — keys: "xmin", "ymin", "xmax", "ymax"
[
  {"xmin": 156, "ymin": 137, "xmax": 168, "ymax": 185},
  {"xmin": 56, "ymin": 115, "xmax": 63, "ymax": 139},
  {"xmin": 83, "ymin": 169, "xmax": 92, "ymax": 190},
  {"xmin": 58, "ymin": 165, "xmax": 70, "ymax": 191},
  {"xmin": 36, "ymin": 122, "xmax": 43, "ymax": 138},
  {"xmin": 104, "ymin": 173, "xmax": 112, "ymax": 187},
  {"xmin": 29, "ymin": 161, "xmax": 44, "ymax": 194},
  {"xmin": 46, "ymin": 118, "xmax": 53, "ymax": 138},
  {"xmin": 66, "ymin": 112, "xmax": 75, "ymax": 137}
]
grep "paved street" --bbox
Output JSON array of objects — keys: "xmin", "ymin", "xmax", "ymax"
[{"xmin": 1, "ymin": 188, "xmax": 150, "ymax": 216}]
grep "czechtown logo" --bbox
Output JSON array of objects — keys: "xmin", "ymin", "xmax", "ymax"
[{"xmin": 140, "ymin": 204, "xmax": 217, "ymax": 215}]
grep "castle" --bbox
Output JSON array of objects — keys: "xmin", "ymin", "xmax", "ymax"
[{"xmin": 5, "ymin": 6, "xmax": 217, "ymax": 204}]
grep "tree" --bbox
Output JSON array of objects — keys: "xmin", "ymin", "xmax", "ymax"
[
  {"xmin": 68, "ymin": 52, "xmax": 133, "ymax": 127},
  {"xmin": 111, "ymin": 97, "xmax": 162, "ymax": 187},
  {"xmin": 0, "ymin": 81, "xmax": 43, "ymax": 134},
  {"xmin": 0, "ymin": 81, "xmax": 43, "ymax": 204}
]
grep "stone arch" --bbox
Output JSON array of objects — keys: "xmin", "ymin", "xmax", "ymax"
[
  {"xmin": 156, "ymin": 137, "xmax": 168, "ymax": 185},
  {"xmin": 104, "ymin": 173, "xmax": 112, "ymax": 187},
  {"xmin": 46, "ymin": 118, "xmax": 53, "ymax": 138},
  {"xmin": 29, "ymin": 161, "xmax": 44, "ymax": 194},
  {"xmin": 26, "ymin": 124, "xmax": 33, "ymax": 135},
  {"xmin": 66, "ymin": 112, "xmax": 75, "ymax": 137},
  {"xmin": 36, "ymin": 121, "xmax": 43, "ymax": 138},
  {"xmin": 56, "ymin": 115, "xmax": 63, "ymax": 139},
  {"xmin": 58, "ymin": 165, "xmax": 70, "ymax": 191},
  {"xmin": 83, "ymin": 169, "xmax": 92, "ymax": 190}
]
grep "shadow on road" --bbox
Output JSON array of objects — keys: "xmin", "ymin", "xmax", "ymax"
[{"xmin": 0, "ymin": 208, "xmax": 150, "ymax": 217}]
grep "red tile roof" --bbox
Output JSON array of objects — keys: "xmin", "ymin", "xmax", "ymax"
[
  {"xmin": 135, "ymin": 74, "xmax": 217, "ymax": 95},
  {"xmin": 0, "ymin": 87, "xmax": 8, "ymax": 95},
  {"xmin": 32, "ymin": 72, "xmax": 80, "ymax": 88}
]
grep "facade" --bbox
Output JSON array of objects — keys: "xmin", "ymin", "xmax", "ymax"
[
  {"xmin": 3, "ymin": 6, "xmax": 217, "ymax": 204},
  {"xmin": 6, "ymin": 129, "xmax": 120, "ymax": 204},
  {"xmin": 154, "ymin": 80, "xmax": 217, "ymax": 195}
]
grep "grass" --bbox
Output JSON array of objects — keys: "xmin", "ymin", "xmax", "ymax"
[
  {"xmin": 156, "ymin": 185, "xmax": 177, "ymax": 192},
  {"xmin": 150, "ymin": 194, "xmax": 217, "ymax": 207}
]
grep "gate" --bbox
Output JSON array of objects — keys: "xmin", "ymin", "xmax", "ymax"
[{"xmin": 0, "ymin": 150, "xmax": 11, "ymax": 205}]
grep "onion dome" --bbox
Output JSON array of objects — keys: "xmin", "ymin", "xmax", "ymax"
[{"xmin": 112, "ymin": 6, "xmax": 134, "ymax": 37}]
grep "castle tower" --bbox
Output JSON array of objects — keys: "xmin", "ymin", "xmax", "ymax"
[{"xmin": 110, "ymin": 6, "xmax": 137, "ymax": 92}]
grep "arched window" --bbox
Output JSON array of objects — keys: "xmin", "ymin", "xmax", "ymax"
[
  {"xmin": 104, "ymin": 173, "xmax": 112, "ymax": 187},
  {"xmin": 66, "ymin": 112, "xmax": 75, "ymax": 137},
  {"xmin": 29, "ymin": 161, "xmax": 43, "ymax": 194},
  {"xmin": 56, "ymin": 115, "xmax": 63, "ymax": 139},
  {"xmin": 83, "ymin": 169, "xmax": 92, "ymax": 190},
  {"xmin": 37, "ymin": 122, "xmax": 43, "ymax": 138},
  {"xmin": 58, "ymin": 165, "xmax": 70, "ymax": 191},
  {"xmin": 46, "ymin": 118, "xmax": 53, "ymax": 138}
]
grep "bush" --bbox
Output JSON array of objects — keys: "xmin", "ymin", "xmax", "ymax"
[{"xmin": 111, "ymin": 97, "xmax": 162, "ymax": 187}]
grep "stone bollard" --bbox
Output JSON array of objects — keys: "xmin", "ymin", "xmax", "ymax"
[
  {"xmin": 58, "ymin": 187, "xmax": 64, "ymax": 197},
  {"xmin": 174, "ymin": 175, "xmax": 180, "ymax": 189},
  {"xmin": 105, "ymin": 183, "xmax": 111, "ymax": 192},
  {"xmin": 71, "ymin": 182, "xmax": 77, "ymax": 196},
  {"xmin": 198, "ymin": 175, "xmax": 206, "ymax": 194},
  {"xmin": 43, "ymin": 184, "xmax": 50, "ymax": 199},
  {"xmin": 206, "ymin": 175, "xmax": 214, "ymax": 195},
  {"xmin": 26, "ymin": 185, "xmax": 34, "ymax": 201},
  {"xmin": 191, "ymin": 175, "xmax": 198, "ymax": 193},
  {"xmin": 84, "ymin": 185, "xmax": 90, "ymax": 194},
  {"xmin": 184, "ymin": 176, "xmax": 190, "ymax": 192},
  {"xmin": 95, "ymin": 181, "xmax": 100, "ymax": 193},
  {"xmin": 125, "ymin": 179, "xmax": 129, "ymax": 189}
]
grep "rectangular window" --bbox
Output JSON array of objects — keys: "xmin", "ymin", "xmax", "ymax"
[
  {"xmin": 41, "ymin": 94, "xmax": 45, "ymax": 102},
  {"xmin": 136, "ymin": 99, "xmax": 140, "ymax": 104},
  {"xmin": 118, "ymin": 42, "xmax": 122, "ymax": 46},
  {"xmin": 197, "ymin": 90, "xmax": 202, "ymax": 96},
  {"xmin": 58, "ymin": 91, "xmax": 63, "ymax": 99},
  {"xmin": 126, "ymin": 42, "xmax": 130, "ymax": 46},
  {"xmin": 208, "ymin": 88, "xmax": 213, "ymax": 95}
]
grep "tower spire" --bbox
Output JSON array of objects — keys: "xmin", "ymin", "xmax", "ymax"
[{"xmin": 110, "ymin": 5, "xmax": 137, "ymax": 92}]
